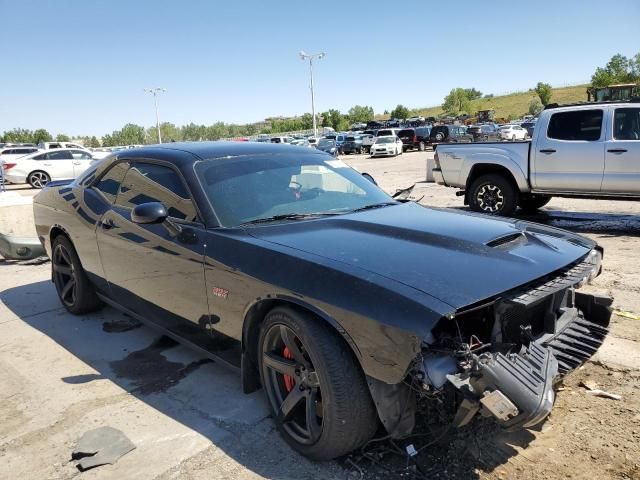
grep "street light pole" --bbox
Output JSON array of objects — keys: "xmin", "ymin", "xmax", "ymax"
[
  {"xmin": 299, "ymin": 51, "xmax": 325, "ymax": 138},
  {"xmin": 144, "ymin": 87, "xmax": 166, "ymax": 143}
]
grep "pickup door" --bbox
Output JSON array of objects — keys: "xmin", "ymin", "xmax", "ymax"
[
  {"xmin": 532, "ymin": 108, "xmax": 606, "ymax": 192},
  {"xmin": 603, "ymin": 106, "xmax": 640, "ymax": 193}
]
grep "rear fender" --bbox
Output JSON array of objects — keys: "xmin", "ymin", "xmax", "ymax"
[{"xmin": 463, "ymin": 153, "xmax": 529, "ymax": 192}]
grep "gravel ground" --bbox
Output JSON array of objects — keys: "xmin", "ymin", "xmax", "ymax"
[{"xmin": 0, "ymin": 150, "xmax": 638, "ymax": 479}]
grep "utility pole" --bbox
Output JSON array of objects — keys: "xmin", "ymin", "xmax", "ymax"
[
  {"xmin": 299, "ymin": 51, "xmax": 325, "ymax": 138},
  {"xmin": 144, "ymin": 87, "xmax": 166, "ymax": 143}
]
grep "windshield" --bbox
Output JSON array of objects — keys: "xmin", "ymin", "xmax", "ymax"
[
  {"xmin": 194, "ymin": 155, "xmax": 393, "ymax": 227},
  {"xmin": 375, "ymin": 137, "xmax": 395, "ymax": 144}
]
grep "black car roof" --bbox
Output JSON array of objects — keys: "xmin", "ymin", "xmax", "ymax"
[{"xmin": 121, "ymin": 141, "xmax": 326, "ymax": 165}]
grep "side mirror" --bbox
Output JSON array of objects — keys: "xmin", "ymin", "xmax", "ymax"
[{"xmin": 131, "ymin": 202, "xmax": 168, "ymax": 224}]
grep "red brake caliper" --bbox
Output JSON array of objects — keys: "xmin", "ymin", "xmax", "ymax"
[{"xmin": 282, "ymin": 347, "xmax": 296, "ymax": 392}]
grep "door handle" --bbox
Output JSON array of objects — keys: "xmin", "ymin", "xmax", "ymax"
[
  {"xmin": 607, "ymin": 148, "xmax": 627, "ymax": 153},
  {"xmin": 539, "ymin": 149, "xmax": 556, "ymax": 154},
  {"xmin": 73, "ymin": 161, "xmax": 81, "ymax": 165}
]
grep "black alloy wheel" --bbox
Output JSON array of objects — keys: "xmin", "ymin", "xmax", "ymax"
[
  {"xmin": 261, "ymin": 323, "xmax": 323, "ymax": 446},
  {"xmin": 51, "ymin": 235, "xmax": 102, "ymax": 314},
  {"xmin": 469, "ymin": 174, "xmax": 518, "ymax": 216},
  {"xmin": 53, "ymin": 241, "xmax": 77, "ymax": 307},
  {"xmin": 258, "ymin": 307, "xmax": 377, "ymax": 460}
]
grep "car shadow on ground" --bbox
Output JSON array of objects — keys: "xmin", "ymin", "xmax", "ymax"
[
  {"xmin": 1, "ymin": 276, "xmax": 548, "ymax": 479},
  {"xmin": 518, "ymin": 209, "xmax": 640, "ymax": 237},
  {"xmin": 0, "ymin": 279, "xmax": 345, "ymax": 478}
]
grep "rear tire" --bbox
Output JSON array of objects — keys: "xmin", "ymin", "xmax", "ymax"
[
  {"xmin": 468, "ymin": 174, "xmax": 518, "ymax": 216},
  {"xmin": 518, "ymin": 195, "xmax": 552, "ymax": 213},
  {"xmin": 258, "ymin": 307, "xmax": 377, "ymax": 460},
  {"xmin": 28, "ymin": 171, "xmax": 51, "ymax": 189},
  {"xmin": 52, "ymin": 235, "xmax": 103, "ymax": 314}
]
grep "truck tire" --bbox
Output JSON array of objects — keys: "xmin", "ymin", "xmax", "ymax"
[
  {"xmin": 468, "ymin": 174, "xmax": 518, "ymax": 216},
  {"xmin": 518, "ymin": 195, "xmax": 551, "ymax": 213}
]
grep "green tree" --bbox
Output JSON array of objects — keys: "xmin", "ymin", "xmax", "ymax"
[
  {"xmin": 464, "ymin": 88, "xmax": 483, "ymax": 100},
  {"xmin": 56, "ymin": 133, "xmax": 70, "ymax": 142},
  {"xmin": 300, "ymin": 113, "xmax": 314, "ymax": 130},
  {"xmin": 591, "ymin": 52, "xmax": 640, "ymax": 87},
  {"xmin": 528, "ymin": 97, "xmax": 543, "ymax": 116},
  {"xmin": 442, "ymin": 88, "xmax": 471, "ymax": 115},
  {"xmin": 2, "ymin": 128, "xmax": 33, "ymax": 143},
  {"xmin": 89, "ymin": 136, "xmax": 101, "ymax": 148},
  {"xmin": 347, "ymin": 105, "xmax": 374, "ymax": 123},
  {"xmin": 146, "ymin": 122, "xmax": 180, "ymax": 143},
  {"xmin": 390, "ymin": 104, "xmax": 410, "ymax": 120},
  {"xmin": 181, "ymin": 123, "xmax": 206, "ymax": 141},
  {"xmin": 110, "ymin": 124, "xmax": 145, "ymax": 146},
  {"xmin": 534, "ymin": 82, "xmax": 553, "ymax": 106},
  {"xmin": 325, "ymin": 109, "xmax": 344, "ymax": 131},
  {"xmin": 33, "ymin": 129, "xmax": 53, "ymax": 144},
  {"xmin": 101, "ymin": 134, "xmax": 113, "ymax": 147}
]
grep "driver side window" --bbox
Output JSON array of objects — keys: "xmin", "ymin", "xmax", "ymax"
[{"xmin": 115, "ymin": 162, "xmax": 198, "ymax": 222}]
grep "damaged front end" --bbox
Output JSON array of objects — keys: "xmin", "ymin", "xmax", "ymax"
[{"xmin": 411, "ymin": 250, "xmax": 612, "ymax": 433}]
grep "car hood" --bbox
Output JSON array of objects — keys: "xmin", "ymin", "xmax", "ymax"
[{"xmin": 247, "ymin": 202, "xmax": 595, "ymax": 309}]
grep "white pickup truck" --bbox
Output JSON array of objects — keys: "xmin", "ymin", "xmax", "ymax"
[{"xmin": 433, "ymin": 101, "xmax": 640, "ymax": 215}]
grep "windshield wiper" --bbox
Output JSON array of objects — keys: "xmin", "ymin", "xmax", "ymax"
[
  {"xmin": 348, "ymin": 202, "xmax": 398, "ymax": 213},
  {"xmin": 239, "ymin": 212, "xmax": 339, "ymax": 226}
]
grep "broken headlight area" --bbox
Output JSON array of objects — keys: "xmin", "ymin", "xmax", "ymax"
[{"xmin": 414, "ymin": 254, "xmax": 612, "ymax": 432}]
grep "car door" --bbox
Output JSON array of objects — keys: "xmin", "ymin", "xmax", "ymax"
[
  {"xmin": 70, "ymin": 150, "xmax": 95, "ymax": 177},
  {"xmin": 602, "ymin": 106, "xmax": 640, "ymax": 193},
  {"xmin": 42, "ymin": 150, "xmax": 75, "ymax": 179},
  {"xmin": 95, "ymin": 160, "xmax": 211, "ymax": 334},
  {"xmin": 532, "ymin": 108, "xmax": 605, "ymax": 192}
]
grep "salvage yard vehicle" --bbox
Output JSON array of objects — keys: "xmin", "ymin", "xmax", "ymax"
[
  {"xmin": 499, "ymin": 124, "xmax": 528, "ymax": 141},
  {"xmin": 4, "ymin": 148, "xmax": 96, "ymax": 188},
  {"xmin": 433, "ymin": 101, "xmax": 640, "ymax": 215},
  {"xmin": 467, "ymin": 124, "xmax": 501, "ymax": 142},
  {"xmin": 341, "ymin": 135, "xmax": 364, "ymax": 154},
  {"xmin": 370, "ymin": 136, "xmax": 403, "ymax": 157},
  {"xmin": 33, "ymin": 142, "xmax": 611, "ymax": 461},
  {"xmin": 428, "ymin": 125, "xmax": 473, "ymax": 147}
]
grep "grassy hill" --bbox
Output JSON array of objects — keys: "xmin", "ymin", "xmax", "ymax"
[{"xmin": 381, "ymin": 84, "xmax": 589, "ymax": 120}]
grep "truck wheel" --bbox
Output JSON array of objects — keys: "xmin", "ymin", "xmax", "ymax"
[
  {"xmin": 258, "ymin": 307, "xmax": 378, "ymax": 460},
  {"xmin": 518, "ymin": 195, "xmax": 551, "ymax": 213},
  {"xmin": 469, "ymin": 174, "xmax": 518, "ymax": 216}
]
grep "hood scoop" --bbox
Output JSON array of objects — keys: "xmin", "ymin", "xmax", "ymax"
[{"xmin": 486, "ymin": 232, "xmax": 525, "ymax": 248}]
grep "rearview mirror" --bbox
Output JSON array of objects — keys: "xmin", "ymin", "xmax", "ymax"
[{"xmin": 131, "ymin": 202, "xmax": 168, "ymax": 224}]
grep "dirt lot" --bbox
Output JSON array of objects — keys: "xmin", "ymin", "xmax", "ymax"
[{"xmin": 1, "ymin": 150, "xmax": 639, "ymax": 479}]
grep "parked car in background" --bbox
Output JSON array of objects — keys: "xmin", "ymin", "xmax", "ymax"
[
  {"xmin": 316, "ymin": 138, "xmax": 338, "ymax": 156},
  {"xmin": 323, "ymin": 133, "xmax": 348, "ymax": 153},
  {"xmin": 3, "ymin": 148, "xmax": 95, "ymax": 188},
  {"xmin": 33, "ymin": 141, "xmax": 611, "ymax": 461},
  {"xmin": 398, "ymin": 127, "xmax": 432, "ymax": 152},
  {"xmin": 376, "ymin": 128, "xmax": 400, "ymax": 138},
  {"xmin": 341, "ymin": 135, "xmax": 364, "ymax": 154},
  {"xmin": 428, "ymin": 125, "xmax": 473, "ymax": 147},
  {"xmin": 37, "ymin": 141, "xmax": 86, "ymax": 150},
  {"xmin": 307, "ymin": 137, "xmax": 319, "ymax": 148},
  {"xmin": 290, "ymin": 138, "xmax": 310, "ymax": 148},
  {"xmin": 0, "ymin": 146, "xmax": 40, "ymax": 164},
  {"xmin": 499, "ymin": 124, "xmax": 528, "ymax": 141},
  {"xmin": 370, "ymin": 136, "xmax": 403, "ymax": 157},
  {"xmin": 521, "ymin": 120, "xmax": 536, "ymax": 137},
  {"xmin": 270, "ymin": 136, "xmax": 292, "ymax": 144},
  {"xmin": 433, "ymin": 101, "xmax": 640, "ymax": 215},
  {"xmin": 466, "ymin": 124, "xmax": 501, "ymax": 142},
  {"xmin": 360, "ymin": 131, "xmax": 376, "ymax": 153}
]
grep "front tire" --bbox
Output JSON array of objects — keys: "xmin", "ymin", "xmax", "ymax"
[
  {"xmin": 258, "ymin": 307, "xmax": 377, "ymax": 460},
  {"xmin": 468, "ymin": 174, "xmax": 518, "ymax": 216},
  {"xmin": 52, "ymin": 235, "xmax": 103, "ymax": 314},
  {"xmin": 518, "ymin": 194, "xmax": 552, "ymax": 213}
]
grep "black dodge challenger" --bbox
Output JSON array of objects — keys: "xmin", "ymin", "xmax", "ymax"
[{"xmin": 33, "ymin": 142, "xmax": 612, "ymax": 460}]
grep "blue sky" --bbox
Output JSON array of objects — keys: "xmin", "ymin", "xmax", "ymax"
[{"xmin": 1, "ymin": 0, "xmax": 638, "ymax": 136}]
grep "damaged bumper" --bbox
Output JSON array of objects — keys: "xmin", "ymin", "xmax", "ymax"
[{"xmin": 441, "ymin": 293, "xmax": 611, "ymax": 430}]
